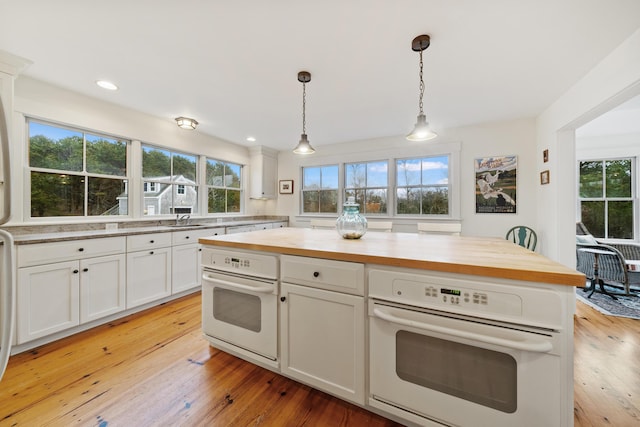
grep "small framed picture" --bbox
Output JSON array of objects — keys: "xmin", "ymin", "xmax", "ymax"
[
  {"xmin": 279, "ymin": 180, "xmax": 294, "ymax": 194},
  {"xmin": 543, "ymin": 149, "xmax": 549, "ymax": 163},
  {"xmin": 540, "ymin": 170, "xmax": 550, "ymax": 185}
]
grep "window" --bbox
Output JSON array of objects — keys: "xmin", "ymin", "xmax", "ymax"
[
  {"xmin": 28, "ymin": 120, "xmax": 129, "ymax": 217},
  {"xmin": 143, "ymin": 182, "xmax": 157, "ymax": 193},
  {"xmin": 142, "ymin": 145, "xmax": 198, "ymax": 216},
  {"xmin": 302, "ymin": 165, "xmax": 339, "ymax": 213},
  {"xmin": 396, "ymin": 155, "xmax": 450, "ymax": 215},
  {"xmin": 206, "ymin": 159, "xmax": 242, "ymax": 213},
  {"xmin": 345, "ymin": 161, "xmax": 388, "ymax": 214},
  {"xmin": 579, "ymin": 158, "xmax": 634, "ymax": 239}
]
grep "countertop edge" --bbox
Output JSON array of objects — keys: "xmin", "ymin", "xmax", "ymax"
[
  {"xmin": 199, "ymin": 237, "xmax": 585, "ymax": 288},
  {"xmin": 10, "ymin": 219, "xmax": 287, "ymax": 245}
]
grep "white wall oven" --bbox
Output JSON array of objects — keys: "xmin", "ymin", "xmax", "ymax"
[
  {"xmin": 201, "ymin": 247, "xmax": 279, "ymax": 369},
  {"xmin": 368, "ymin": 268, "xmax": 574, "ymax": 427}
]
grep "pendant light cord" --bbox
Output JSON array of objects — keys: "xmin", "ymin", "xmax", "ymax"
[
  {"xmin": 302, "ymin": 81, "xmax": 307, "ymax": 134},
  {"xmin": 418, "ymin": 49, "xmax": 424, "ymax": 115}
]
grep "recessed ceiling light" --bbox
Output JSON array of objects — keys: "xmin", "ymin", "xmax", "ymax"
[
  {"xmin": 96, "ymin": 80, "xmax": 118, "ymax": 91},
  {"xmin": 246, "ymin": 136, "xmax": 256, "ymax": 142}
]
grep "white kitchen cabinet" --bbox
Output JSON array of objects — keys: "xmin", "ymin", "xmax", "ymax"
[
  {"xmin": 280, "ymin": 282, "xmax": 365, "ymax": 405},
  {"xmin": 249, "ymin": 146, "xmax": 277, "ymax": 199},
  {"xmin": 279, "ymin": 255, "xmax": 365, "ymax": 405},
  {"xmin": 79, "ymin": 254, "xmax": 126, "ymax": 323},
  {"xmin": 172, "ymin": 244, "xmax": 200, "ymax": 294},
  {"xmin": 126, "ymin": 246, "xmax": 171, "ymax": 309},
  {"xmin": 17, "ymin": 261, "xmax": 80, "ymax": 343},
  {"xmin": 171, "ymin": 227, "xmax": 223, "ymax": 294},
  {"xmin": 16, "ymin": 236, "xmax": 127, "ymax": 344}
]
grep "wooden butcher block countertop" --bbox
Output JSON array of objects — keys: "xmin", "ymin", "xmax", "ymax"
[{"xmin": 200, "ymin": 228, "xmax": 584, "ymax": 287}]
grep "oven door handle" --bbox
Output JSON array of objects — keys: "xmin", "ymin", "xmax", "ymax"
[
  {"xmin": 372, "ymin": 307, "xmax": 553, "ymax": 353},
  {"xmin": 202, "ymin": 273, "xmax": 275, "ymax": 294}
]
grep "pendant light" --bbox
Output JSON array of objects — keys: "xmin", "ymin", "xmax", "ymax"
[
  {"xmin": 293, "ymin": 71, "xmax": 315, "ymax": 154},
  {"xmin": 407, "ymin": 34, "xmax": 437, "ymax": 141}
]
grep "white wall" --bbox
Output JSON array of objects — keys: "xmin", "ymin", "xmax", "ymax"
[
  {"xmin": 537, "ymin": 28, "xmax": 640, "ymax": 267},
  {"xmin": 10, "ymin": 76, "xmax": 252, "ymax": 224},
  {"xmin": 576, "ymin": 133, "xmax": 640, "ymax": 160},
  {"xmin": 276, "ymin": 117, "xmax": 537, "ymax": 239}
]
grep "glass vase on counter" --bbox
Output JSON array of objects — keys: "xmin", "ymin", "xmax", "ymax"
[{"xmin": 336, "ymin": 196, "xmax": 367, "ymax": 239}]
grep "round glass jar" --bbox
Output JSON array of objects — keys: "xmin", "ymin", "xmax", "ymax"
[{"xmin": 336, "ymin": 196, "xmax": 368, "ymax": 239}]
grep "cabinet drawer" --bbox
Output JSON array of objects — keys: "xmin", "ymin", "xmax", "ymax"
[
  {"xmin": 17, "ymin": 236, "xmax": 126, "ymax": 267},
  {"xmin": 172, "ymin": 227, "xmax": 224, "ymax": 246},
  {"xmin": 127, "ymin": 232, "xmax": 172, "ymax": 251},
  {"xmin": 281, "ymin": 255, "xmax": 364, "ymax": 296}
]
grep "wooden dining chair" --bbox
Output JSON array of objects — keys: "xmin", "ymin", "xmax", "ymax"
[
  {"xmin": 505, "ymin": 226, "xmax": 537, "ymax": 251},
  {"xmin": 310, "ymin": 219, "xmax": 337, "ymax": 229},
  {"xmin": 366, "ymin": 221, "xmax": 393, "ymax": 232},
  {"xmin": 417, "ymin": 222, "xmax": 462, "ymax": 236}
]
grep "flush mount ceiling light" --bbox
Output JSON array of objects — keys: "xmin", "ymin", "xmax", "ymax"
[
  {"xmin": 293, "ymin": 71, "xmax": 315, "ymax": 155},
  {"xmin": 96, "ymin": 80, "xmax": 118, "ymax": 91},
  {"xmin": 175, "ymin": 116, "xmax": 198, "ymax": 130},
  {"xmin": 407, "ymin": 34, "xmax": 437, "ymax": 142}
]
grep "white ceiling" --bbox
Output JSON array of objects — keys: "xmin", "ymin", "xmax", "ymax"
[{"xmin": 1, "ymin": 0, "xmax": 639, "ymax": 151}]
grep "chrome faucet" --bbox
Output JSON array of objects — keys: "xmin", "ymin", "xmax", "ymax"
[{"xmin": 176, "ymin": 214, "xmax": 191, "ymax": 226}]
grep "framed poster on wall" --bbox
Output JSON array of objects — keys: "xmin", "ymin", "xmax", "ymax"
[{"xmin": 474, "ymin": 155, "xmax": 517, "ymax": 214}]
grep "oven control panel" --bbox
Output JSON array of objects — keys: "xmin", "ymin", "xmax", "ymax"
[
  {"xmin": 395, "ymin": 282, "xmax": 520, "ymax": 315},
  {"xmin": 370, "ymin": 270, "xmax": 527, "ymax": 317},
  {"xmin": 202, "ymin": 247, "xmax": 278, "ymax": 279}
]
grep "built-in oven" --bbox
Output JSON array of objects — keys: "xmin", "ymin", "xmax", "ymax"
[
  {"xmin": 201, "ymin": 247, "xmax": 279, "ymax": 369},
  {"xmin": 368, "ymin": 268, "xmax": 574, "ymax": 427}
]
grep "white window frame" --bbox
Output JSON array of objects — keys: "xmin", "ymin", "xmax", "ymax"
[
  {"xmin": 205, "ymin": 157, "xmax": 244, "ymax": 214},
  {"xmin": 296, "ymin": 142, "xmax": 461, "ymax": 220},
  {"xmin": 26, "ymin": 118, "xmax": 131, "ymax": 220}
]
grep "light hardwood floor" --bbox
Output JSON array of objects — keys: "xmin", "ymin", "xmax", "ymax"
[{"xmin": 0, "ymin": 292, "xmax": 638, "ymax": 426}]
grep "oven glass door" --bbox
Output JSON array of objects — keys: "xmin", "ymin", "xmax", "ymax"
[
  {"xmin": 369, "ymin": 301, "xmax": 562, "ymax": 427},
  {"xmin": 202, "ymin": 270, "xmax": 277, "ymax": 360}
]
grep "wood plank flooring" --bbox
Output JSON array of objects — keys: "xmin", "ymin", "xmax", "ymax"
[{"xmin": 1, "ymin": 292, "xmax": 638, "ymax": 426}]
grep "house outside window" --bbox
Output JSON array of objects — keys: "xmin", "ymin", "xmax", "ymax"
[
  {"xmin": 206, "ymin": 159, "xmax": 242, "ymax": 213},
  {"xmin": 344, "ymin": 161, "xmax": 388, "ymax": 214},
  {"xmin": 28, "ymin": 120, "xmax": 129, "ymax": 217},
  {"xmin": 396, "ymin": 155, "xmax": 450, "ymax": 215},
  {"xmin": 142, "ymin": 145, "xmax": 198, "ymax": 216},
  {"xmin": 302, "ymin": 165, "xmax": 339, "ymax": 213},
  {"xmin": 579, "ymin": 158, "xmax": 635, "ymax": 239}
]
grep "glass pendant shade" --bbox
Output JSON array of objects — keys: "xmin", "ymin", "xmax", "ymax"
[
  {"xmin": 406, "ymin": 113, "xmax": 437, "ymax": 141},
  {"xmin": 293, "ymin": 133, "xmax": 315, "ymax": 154}
]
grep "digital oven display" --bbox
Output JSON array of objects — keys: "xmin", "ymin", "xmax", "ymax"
[
  {"xmin": 440, "ymin": 288, "xmax": 461, "ymax": 296},
  {"xmin": 231, "ymin": 257, "xmax": 240, "ymax": 263}
]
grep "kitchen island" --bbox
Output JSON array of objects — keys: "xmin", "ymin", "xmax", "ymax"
[
  {"xmin": 199, "ymin": 227, "xmax": 584, "ymax": 286},
  {"xmin": 199, "ymin": 228, "xmax": 583, "ymax": 427}
]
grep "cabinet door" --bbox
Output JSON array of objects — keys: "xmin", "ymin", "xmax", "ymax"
[
  {"xmin": 17, "ymin": 261, "xmax": 80, "ymax": 343},
  {"xmin": 250, "ymin": 149, "xmax": 277, "ymax": 199},
  {"xmin": 172, "ymin": 243, "xmax": 201, "ymax": 293},
  {"xmin": 80, "ymin": 254, "xmax": 126, "ymax": 323},
  {"xmin": 126, "ymin": 247, "xmax": 171, "ymax": 309},
  {"xmin": 280, "ymin": 282, "xmax": 365, "ymax": 404}
]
